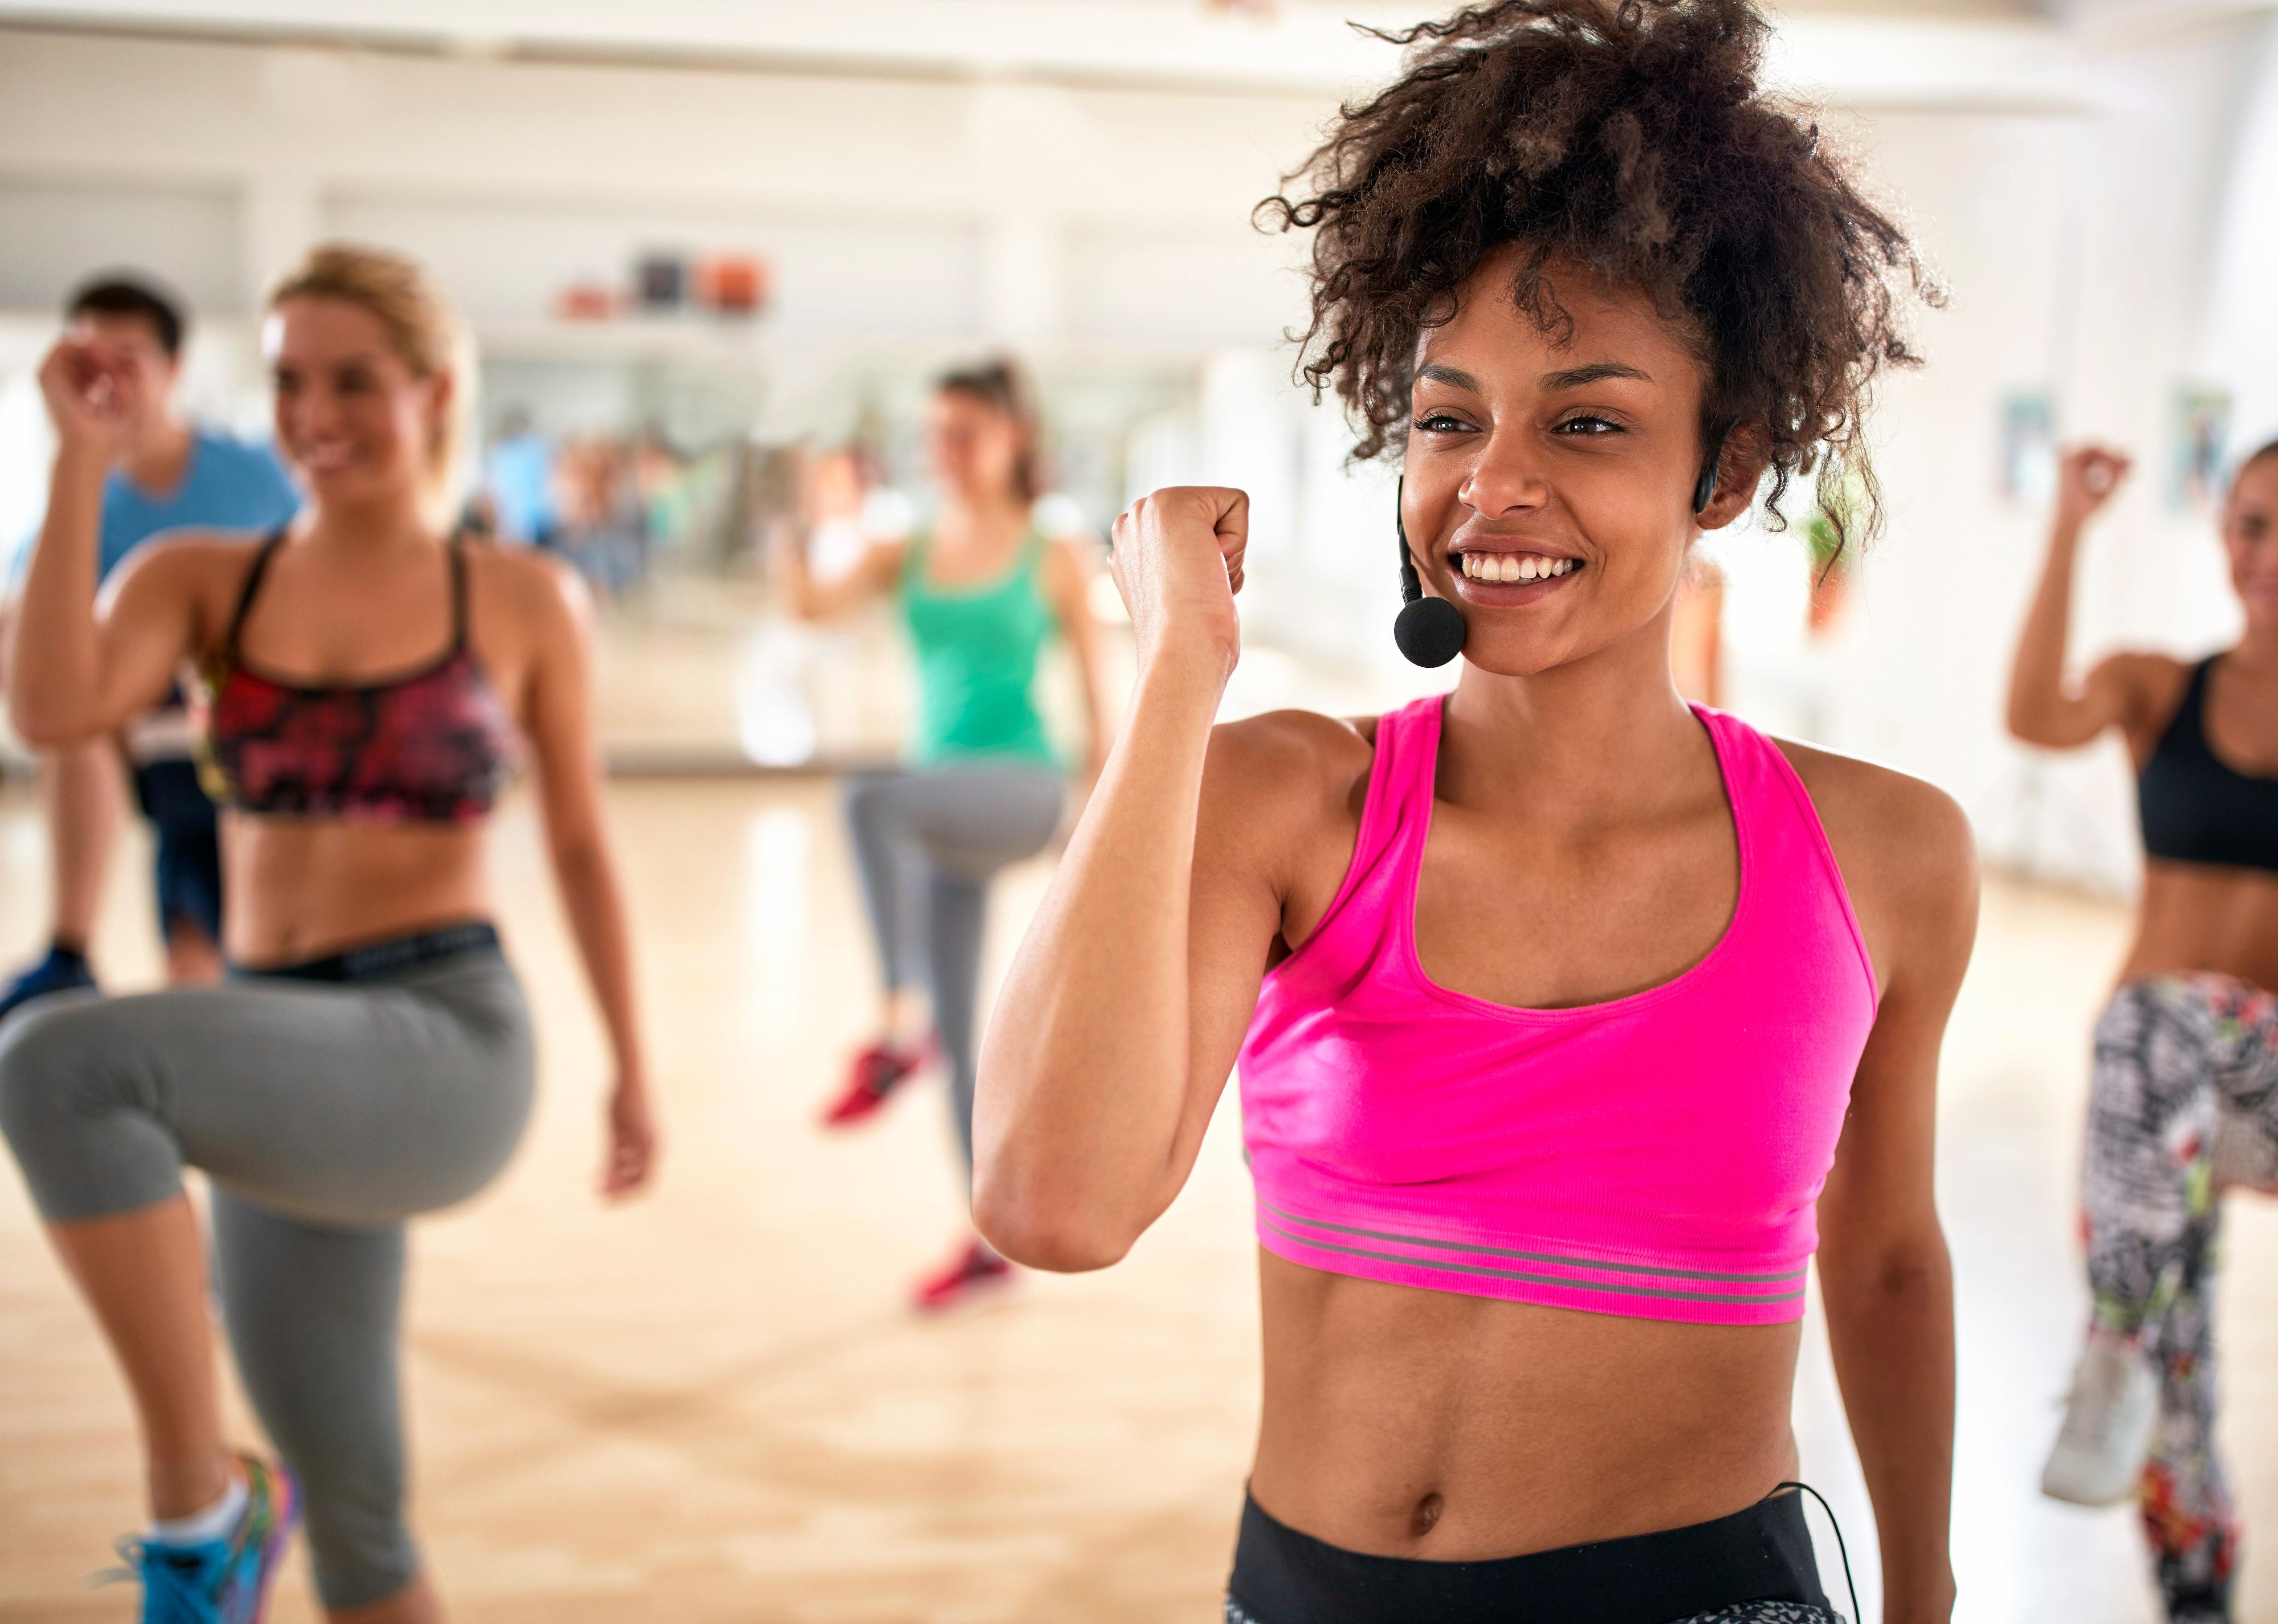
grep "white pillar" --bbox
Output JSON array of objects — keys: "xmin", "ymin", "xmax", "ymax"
[
  {"xmin": 979, "ymin": 211, "xmax": 1063, "ymax": 347},
  {"xmin": 969, "ymin": 80, "xmax": 1084, "ymax": 347},
  {"xmin": 241, "ymin": 169, "xmax": 321, "ymax": 312}
]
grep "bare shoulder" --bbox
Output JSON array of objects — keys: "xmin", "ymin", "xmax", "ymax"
[
  {"xmin": 104, "ymin": 531, "xmax": 269, "ymax": 631},
  {"xmin": 115, "ymin": 528, "xmax": 266, "ymax": 584},
  {"xmin": 2090, "ymin": 648, "xmax": 2192, "ymax": 688},
  {"xmin": 1040, "ymin": 534, "xmax": 1094, "ymax": 594},
  {"xmin": 1202, "ymin": 709, "xmax": 1375, "ymax": 860},
  {"xmin": 2090, "ymin": 650, "xmax": 2195, "ymax": 740},
  {"xmin": 1208, "ymin": 708, "xmax": 1374, "ymax": 803},
  {"xmin": 468, "ymin": 542, "xmax": 592, "ymax": 631},
  {"xmin": 1772, "ymin": 738, "xmax": 1977, "ymax": 987}
]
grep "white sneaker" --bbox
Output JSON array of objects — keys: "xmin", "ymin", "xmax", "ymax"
[{"xmin": 2040, "ymin": 1330, "xmax": 2159, "ymax": 1506}]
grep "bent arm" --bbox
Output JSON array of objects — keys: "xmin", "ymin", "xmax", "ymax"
[
  {"xmin": 772, "ymin": 520, "xmax": 903, "ymax": 622},
  {"xmin": 2004, "ymin": 519, "xmax": 2125, "ymax": 748},
  {"xmin": 519, "ymin": 561, "xmax": 654, "ymax": 1190},
  {"xmin": 8, "ymin": 444, "xmax": 199, "ymax": 744},
  {"xmin": 1042, "ymin": 536, "xmax": 1112, "ymax": 769},
  {"xmin": 1816, "ymin": 794, "xmax": 1976, "ymax": 1624},
  {"xmin": 974, "ymin": 664, "xmax": 1290, "ymax": 1269},
  {"xmin": 974, "ymin": 488, "xmax": 1268, "ymax": 1270},
  {"xmin": 2007, "ymin": 448, "xmax": 2138, "ymax": 749}
]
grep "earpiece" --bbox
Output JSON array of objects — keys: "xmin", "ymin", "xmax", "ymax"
[
  {"xmin": 1693, "ymin": 423, "xmax": 1733, "ymax": 516},
  {"xmin": 1392, "ymin": 477, "xmax": 1466, "ymax": 668}
]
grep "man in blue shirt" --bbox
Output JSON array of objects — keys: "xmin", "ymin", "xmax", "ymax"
[{"xmin": 0, "ymin": 276, "xmax": 300, "ymax": 1019}]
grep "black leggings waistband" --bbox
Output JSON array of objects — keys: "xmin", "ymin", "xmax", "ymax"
[
  {"xmin": 1228, "ymin": 1489, "xmax": 1829, "ymax": 1624},
  {"xmin": 231, "ymin": 921, "xmax": 502, "ymax": 984}
]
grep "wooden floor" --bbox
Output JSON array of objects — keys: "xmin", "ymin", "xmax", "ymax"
[{"xmin": 2, "ymin": 776, "xmax": 2275, "ymax": 1623}]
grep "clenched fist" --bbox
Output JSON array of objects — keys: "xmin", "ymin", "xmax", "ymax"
[
  {"xmin": 2054, "ymin": 444, "xmax": 2132, "ymax": 533},
  {"xmin": 1107, "ymin": 486, "xmax": 1248, "ymax": 685},
  {"xmin": 38, "ymin": 338, "xmax": 138, "ymax": 457}
]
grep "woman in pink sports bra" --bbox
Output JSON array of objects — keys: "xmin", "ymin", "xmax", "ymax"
[{"xmin": 976, "ymin": 4, "xmax": 1974, "ymax": 1622}]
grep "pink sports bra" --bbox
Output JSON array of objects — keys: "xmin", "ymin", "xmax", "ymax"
[{"xmin": 1237, "ymin": 696, "xmax": 1878, "ymax": 1327}]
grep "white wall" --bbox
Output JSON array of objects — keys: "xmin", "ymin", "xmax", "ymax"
[
  {"xmin": 5, "ymin": 17, "xmax": 2277, "ymax": 890},
  {"xmin": 1829, "ymin": 14, "xmax": 2277, "ymax": 894},
  {"xmin": 0, "ymin": 30, "xmax": 1323, "ymax": 348}
]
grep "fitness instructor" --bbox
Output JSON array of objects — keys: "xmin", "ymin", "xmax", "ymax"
[{"xmin": 977, "ymin": 3, "xmax": 1970, "ymax": 1621}]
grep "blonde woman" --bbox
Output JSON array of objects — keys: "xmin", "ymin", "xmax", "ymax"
[{"xmin": 0, "ymin": 244, "xmax": 655, "ymax": 1624}]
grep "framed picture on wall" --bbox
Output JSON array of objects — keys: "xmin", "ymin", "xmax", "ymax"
[
  {"xmin": 1999, "ymin": 390, "xmax": 2056, "ymax": 505},
  {"xmin": 2170, "ymin": 383, "xmax": 2232, "ymax": 510}
]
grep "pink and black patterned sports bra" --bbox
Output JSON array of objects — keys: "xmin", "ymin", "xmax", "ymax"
[{"xmin": 194, "ymin": 531, "xmax": 516, "ymax": 824}]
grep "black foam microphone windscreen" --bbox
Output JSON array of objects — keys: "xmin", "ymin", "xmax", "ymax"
[
  {"xmin": 1394, "ymin": 595, "xmax": 1466, "ymax": 667},
  {"xmin": 1393, "ymin": 478, "xmax": 1466, "ymax": 668}
]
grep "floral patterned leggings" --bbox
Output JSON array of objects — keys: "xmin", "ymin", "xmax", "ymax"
[{"xmin": 2083, "ymin": 974, "xmax": 2278, "ymax": 1623}]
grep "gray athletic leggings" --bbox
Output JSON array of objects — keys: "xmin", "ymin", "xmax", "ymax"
[
  {"xmin": 843, "ymin": 764, "xmax": 1062, "ymax": 1167},
  {"xmin": 0, "ymin": 933, "xmax": 532, "ymax": 1610}
]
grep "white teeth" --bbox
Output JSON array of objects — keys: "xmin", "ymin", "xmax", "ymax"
[{"xmin": 1460, "ymin": 553, "xmax": 1579, "ymax": 582}]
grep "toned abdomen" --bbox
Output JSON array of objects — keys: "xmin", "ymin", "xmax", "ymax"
[{"xmin": 1248, "ymin": 1248, "xmax": 1803, "ymax": 1560}]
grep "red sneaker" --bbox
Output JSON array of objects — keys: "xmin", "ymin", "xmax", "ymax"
[
  {"xmin": 821, "ymin": 1037, "xmax": 933, "ymax": 1128},
  {"xmin": 911, "ymin": 1238, "xmax": 1014, "ymax": 1313}
]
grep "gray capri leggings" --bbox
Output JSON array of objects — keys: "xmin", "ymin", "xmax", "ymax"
[
  {"xmin": 843, "ymin": 763, "xmax": 1062, "ymax": 1166},
  {"xmin": 0, "ymin": 927, "xmax": 532, "ymax": 1610}
]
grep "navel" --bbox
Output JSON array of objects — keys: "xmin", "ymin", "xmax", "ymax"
[{"xmin": 1409, "ymin": 1492, "xmax": 1444, "ymax": 1539}]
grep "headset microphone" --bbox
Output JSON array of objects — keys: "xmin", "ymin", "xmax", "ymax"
[{"xmin": 1392, "ymin": 478, "xmax": 1466, "ymax": 668}]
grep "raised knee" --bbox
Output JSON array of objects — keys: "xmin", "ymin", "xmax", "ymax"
[{"xmin": 0, "ymin": 995, "xmax": 99, "ymax": 1144}]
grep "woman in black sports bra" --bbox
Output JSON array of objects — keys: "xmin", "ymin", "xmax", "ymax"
[{"xmin": 2007, "ymin": 439, "xmax": 2278, "ymax": 1623}]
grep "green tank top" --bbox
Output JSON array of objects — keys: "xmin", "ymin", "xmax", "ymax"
[{"xmin": 900, "ymin": 529, "xmax": 1058, "ymax": 768}]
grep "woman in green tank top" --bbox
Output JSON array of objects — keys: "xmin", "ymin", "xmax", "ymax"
[{"xmin": 777, "ymin": 360, "xmax": 1107, "ymax": 1311}]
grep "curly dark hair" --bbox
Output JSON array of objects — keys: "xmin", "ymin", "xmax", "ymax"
[{"xmin": 1257, "ymin": 0, "xmax": 1940, "ymax": 556}]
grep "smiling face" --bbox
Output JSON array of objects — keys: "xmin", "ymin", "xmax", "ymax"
[
  {"xmin": 1401, "ymin": 248, "xmax": 1757, "ymax": 680},
  {"xmin": 2224, "ymin": 452, "xmax": 2278, "ymax": 636},
  {"xmin": 266, "ymin": 295, "xmax": 449, "ymax": 513}
]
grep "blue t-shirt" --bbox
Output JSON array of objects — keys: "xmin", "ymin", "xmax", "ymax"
[
  {"xmin": 95, "ymin": 431, "xmax": 300, "ymax": 580},
  {"xmin": 8, "ymin": 430, "xmax": 300, "ymax": 587},
  {"xmin": 483, "ymin": 433, "xmax": 558, "ymax": 545}
]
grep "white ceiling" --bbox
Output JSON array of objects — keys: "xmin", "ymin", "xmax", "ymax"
[{"xmin": 0, "ymin": 0, "xmax": 2263, "ymax": 106}]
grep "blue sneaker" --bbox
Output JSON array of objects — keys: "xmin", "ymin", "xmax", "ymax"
[
  {"xmin": 107, "ymin": 1456, "xmax": 299, "ymax": 1624},
  {"xmin": 0, "ymin": 945, "xmax": 97, "ymax": 1024}
]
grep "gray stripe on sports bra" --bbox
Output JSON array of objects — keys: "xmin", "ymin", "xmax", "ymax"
[
  {"xmin": 1260, "ymin": 1199, "xmax": 1808, "ymax": 1288},
  {"xmin": 1260, "ymin": 1216, "xmax": 1807, "ymax": 1304}
]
